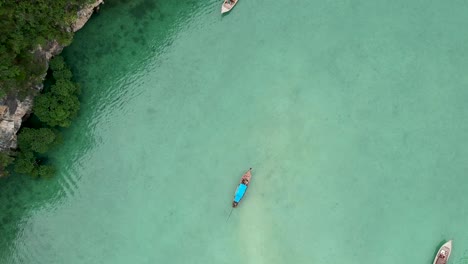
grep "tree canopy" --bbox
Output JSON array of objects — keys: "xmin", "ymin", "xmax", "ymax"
[
  {"xmin": 33, "ymin": 56, "xmax": 81, "ymax": 127},
  {"xmin": 0, "ymin": 0, "xmax": 90, "ymax": 97},
  {"xmin": 2, "ymin": 56, "xmax": 80, "ymax": 178},
  {"xmin": 17, "ymin": 128, "xmax": 58, "ymax": 154},
  {"xmin": 13, "ymin": 127, "xmax": 59, "ymax": 177},
  {"xmin": 0, "ymin": 0, "xmax": 90, "ymax": 177}
]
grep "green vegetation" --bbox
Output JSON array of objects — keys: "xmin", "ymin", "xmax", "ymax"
[
  {"xmin": 0, "ymin": 152, "xmax": 14, "ymax": 176},
  {"xmin": 2, "ymin": 56, "xmax": 80, "ymax": 178},
  {"xmin": 34, "ymin": 56, "xmax": 81, "ymax": 127},
  {"xmin": 17, "ymin": 128, "xmax": 59, "ymax": 154},
  {"xmin": 13, "ymin": 127, "xmax": 59, "ymax": 178},
  {"xmin": 12, "ymin": 56, "xmax": 78, "ymax": 177},
  {"xmin": 0, "ymin": 0, "xmax": 91, "ymax": 177},
  {"xmin": 0, "ymin": 56, "xmax": 80, "ymax": 177},
  {"xmin": 0, "ymin": 0, "xmax": 91, "ymax": 98},
  {"xmin": 14, "ymin": 150, "xmax": 56, "ymax": 178}
]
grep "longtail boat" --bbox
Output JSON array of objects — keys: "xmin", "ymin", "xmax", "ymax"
[
  {"xmin": 433, "ymin": 240, "xmax": 452, "ymax": 264},
  {"xmin": 232, "ymin": 168, "xmax": 252, "ymax": 207},
  {"xmin": 221, "ymin": 0, "xmax": 238, "ymax": 14}
]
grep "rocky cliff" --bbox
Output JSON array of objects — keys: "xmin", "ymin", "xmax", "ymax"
[{"xmin": 0, "ymin": 0, "xmax": 104, "ymax": 152}]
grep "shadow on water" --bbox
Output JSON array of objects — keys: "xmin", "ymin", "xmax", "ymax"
[{"xmin": 0, "ymin": 0, "xmax": 206, "ymax": 260}]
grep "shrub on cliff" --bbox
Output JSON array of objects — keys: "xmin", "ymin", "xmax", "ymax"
[
  {"xmin": 34, "ymin": 86, "xmax": 80, "ymax": 127},
  {"xmin": 14, "ymin": 128, "xmax": 59, "ymax": 178},
  {"xmin": 49, "ymin": 55, "xmax": 66, "ymax": 71},
  {"xmin": 13, "ymin": 151, "xmax": 36, "ymax": 176},
  {"xmin": 13, "ymin": 151, "xmax": 55, "ymax": 178},
  {"xmin": 17, "ymin": 128, "xmax": 59, "ymax": 154},
  {"xmin": 50, "ymin": 56, "xmax": 73, "ymax": 80},
  {"xmin": 33, "ymin": 56, "xmax": 81, "ymax": 127}
]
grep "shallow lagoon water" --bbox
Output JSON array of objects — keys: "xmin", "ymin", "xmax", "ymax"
[{"xmin": 2, "ymin": 0, "xmax": 468, "ymax": 263}]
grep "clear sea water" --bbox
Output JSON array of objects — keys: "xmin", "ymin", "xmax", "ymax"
[{"xmin": 2, "ymin": 0, "xmax": 468, "ymax": 263}]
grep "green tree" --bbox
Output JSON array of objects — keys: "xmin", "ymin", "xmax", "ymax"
[
  {"xmin": 33, "ymin": 56, "xmax": 81, "ymax": 127},
  {"xmin": 34, "ymin": 92, "xmax": 80, "ymax": 127},
  {"xmin": 51, "ymin": 79, "xmax": 80, "ymax": 96},
  {"xmin": 17, "ymin": 128, "xmax": 58, "ymax": 153},
  {"xmin": 49, "ymin": 56, "xmax": 65, "ymax": 71},
  {"xmin": 13, "ymin": 150, "xmax": 56, "ymax": 178},
  {"xmin": 52, "ymin": 67, "xmax": 72, "ymax": 80},
  {"xmin": 0, "ymin": 0, "xmax": 90, "ymax": 96},
  {"xmin": 13, "ymin": 151, "xmax": 37, "ymax": 176}
]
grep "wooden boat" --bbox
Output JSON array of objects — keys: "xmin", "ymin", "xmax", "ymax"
[
  {"xmin": 232, "ymin": 168, "xmax": 252, "ymax": 207},
  {"xmin": 433, "ymin": 240, "xmax": 452, "ymax": 264},
  {"xmin": 221, "ymin": 0, "xmax": 238, "ymax": 14}
]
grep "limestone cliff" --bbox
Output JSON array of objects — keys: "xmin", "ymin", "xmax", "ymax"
[
  {"xmin": 72, "ymin": 0, "xmax": 104, "ymax": 32},
  {"xmin": 0, "ymin": 0, "xmax": 104, "ymax": 153}
]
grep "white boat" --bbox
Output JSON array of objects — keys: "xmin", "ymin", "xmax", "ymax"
[
  {"xmin": 433, "ymin": 240, "xmax": 452, "ymax": 264},
  {"xmin": 221, "ymin": 0, "xmax": 238, "ymax": 14}
]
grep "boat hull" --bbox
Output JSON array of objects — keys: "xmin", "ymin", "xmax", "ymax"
[
  {"xmin": 433, "ymin": 240, "xmax": 452, "ymax": 264},
  {"xmin": 221, "ymin": 0, "xmax": 238, "ymax": 14},
  {"xmin": 232, "ymin": 168, "xmax": 252, "ymax": 207}
]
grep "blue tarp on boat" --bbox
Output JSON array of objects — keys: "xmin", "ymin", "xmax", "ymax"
[{"xmin": 234, "ymin": 184, "xmax": 248, "ymax": 203}]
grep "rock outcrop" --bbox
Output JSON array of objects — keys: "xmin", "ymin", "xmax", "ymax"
[
  {"xmin": 0, "ymin": 97, "xmax": 33, "ymax": 150},
  {"xmin": 0, "ymin": 0, "xmax": 104, "ymax": 153},
  {"xmin": 72, "ymin": 0, "xmax": 104, "ymax": 32}
]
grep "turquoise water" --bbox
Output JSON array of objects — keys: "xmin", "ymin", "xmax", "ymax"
[{"xmin": 3, "ymin": 0, "xmax": 468, "ymax": 263}]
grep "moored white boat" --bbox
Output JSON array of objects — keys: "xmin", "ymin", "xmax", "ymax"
[
  {"xmin": 221, "ymin": 0, "xmax": 238, "ymax": 14},
  {"xmin": 433, "ymin": 240, "xmax": 452, "ymax": 264}
]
